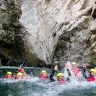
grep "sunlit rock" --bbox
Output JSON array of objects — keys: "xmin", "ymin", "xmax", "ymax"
[
  {"xmin": 0, "ymin": 0, "xmax": 96, "ymax": 66},
  {"xmin": 20, "ymin": 0, "xmax": 96, "ymax": 65}
]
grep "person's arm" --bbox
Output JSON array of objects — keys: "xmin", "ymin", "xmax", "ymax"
[
  {"xmin": 67, "ymin": 69, "xmax": 71, "ymax": 76},
  {"xmin": 82, "ymin": 64, "xmax": 88, "ymax": 79},
  {"xmin": 65, "ymin": 64, "xmax": 71, "ymax": 76},
  {"xmin": 49, "ymin": 65, "xmax": 58, "ymax": 82},
  {"xmin": 66, "ymin": 69, "xmax": 72, "ymax": 81},
  {"xmin": 50, "ymin": 70, "xmax": 56, "ymax": 82},
  {"xmin": 65, "ymin": 64, "xmax": 71, "ymax": 81}
]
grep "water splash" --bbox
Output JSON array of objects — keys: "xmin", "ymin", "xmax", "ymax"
[
  {"xmin": 1, "ymin": 71, "xmax": 96, "ymax": 96},
  {"xmin": 1, "ymin": 67, "xmax": 96, "ymax": 96},
  {"xmin": 64, "ymin": 61, "xmax": 85, "ymax": 82},
  {"xmin": 1, "ymin": 78, "xmax": 96, "ymax": 96}
]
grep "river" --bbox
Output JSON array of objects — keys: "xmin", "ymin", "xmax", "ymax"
[{"xmin": 0, "ymin": 67, "xmax": 96, "ymax": 96}]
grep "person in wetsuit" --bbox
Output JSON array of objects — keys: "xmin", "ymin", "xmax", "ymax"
[
  {"xmin": 65, "ymin": 62, "xmax": 96, "ymax": 82},
  {"xmin": 49, "ymin": 65, "xmax": 71, "ymax": 84},
  {"xmin": 81, "ymin": 68, "xmax": 96, "ymax": 82},
  {"xmin": 65, "ymin": 62, "xmax": 88, "ymax": 79},
  {"xmin": 75, "ymin": 65, "xmax": 96, "ymax": 82}
]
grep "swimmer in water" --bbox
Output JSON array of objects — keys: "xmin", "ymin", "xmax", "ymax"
[
  {"xmin": 50, "ymin": 64, "xmax": 71, "ymax": 84},
  {"xmin": 40, "ymin": 70, "xmax": 48, "ymax": 80},
  {"xmin": 87, "ymin": 69, "xmax": 96, "ymax": 82},
  {"xmin": 14, "ymin": 72, "xmax": 23, "ymax": 79},
  {"xmin": 18, "ymin": 68, "xmax": 30, "ymax": 79},
  {"xmin": 4, "ymin": 71, "xmax": 13, "ymax": 79}
]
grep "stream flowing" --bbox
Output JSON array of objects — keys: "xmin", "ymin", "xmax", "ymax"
[{"xmin": 0, "ymin": 67, "xmax": 96, "ymax": 96}]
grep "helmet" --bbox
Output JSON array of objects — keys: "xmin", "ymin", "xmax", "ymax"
[
  {"xmin": 17, "ymin": 72, "xmax": 23, "ymax": 76},
  {"xmin": 40, "ymin": 70, "xmax": 47, "ymax": 74},
  {"xmin": 72, "ymin": 62, "xmax": 76, "ymax": 65},
  {"xmin": 57, "ymin": 73, "xmax": 64, "ymax": 77},
  {"xmin": 7, "ymin": 72, "xmax": 12, "ymax": 75},
  {"xmin": 90, "ymin": 69, "xmax": 95, "ymax": 72}
]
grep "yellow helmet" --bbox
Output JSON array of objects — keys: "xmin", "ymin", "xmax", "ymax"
[
  {"xmin": 56, "ymin": 73, "xmax": 64, "ymax": 77},
  {"xmin": 7, "ymin": 72, "xmax": 12, "ymax": 75},
  {"xmin": 72, "ymin": 62, "xmax": 76, "ymax": 65},
  {"xmin": 17, "ymin": 72, "xmax": 23, "ymax": 76},
  {"xmin": 40, "ymin": 70, "xmax": 47, "ymax": 74},
  {"xmin": 90, "ymin": 69, "xmax": 96, "ymax": 72}
]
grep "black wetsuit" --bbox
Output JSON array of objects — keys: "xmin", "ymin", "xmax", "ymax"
[
  {"xmin": 49, "ymin": 69, "xmax": 71, "ymax": 82},
  {"xmin": 82, "ymin": 67, "xmax": 88, "ymax": 79}
]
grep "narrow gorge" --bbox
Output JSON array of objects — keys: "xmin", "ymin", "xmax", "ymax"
[{"xmin": 0, "ymin": 0, "xmax": 96, "ymax": 66}]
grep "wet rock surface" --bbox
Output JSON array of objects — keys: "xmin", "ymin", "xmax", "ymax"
[
  {"xmin": 0, "ymin": 0, "xmax": 24, "ymax": 64},
  {"xmin": 20, "ymin": 0, "xmax": 96, "ymax": 65},
  {"xmin": 0, "ymin": 0, "xmax": 96, "ymax": 66},
  {"xmin": 0, "ymin": 0, "xmax": 42, "ymax": 66}
]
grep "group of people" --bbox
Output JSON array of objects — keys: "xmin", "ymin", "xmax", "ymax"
[
  {"xmin": 40, "ymin": 62, "xmax": 96, "ymax": 84},
  {"xmin": 3, "ymin": 62, "xmax": 96, "ymax": 84},
  {"xmin": 4, "ymin": 68, "xmax": 30, "ymax": 80}
]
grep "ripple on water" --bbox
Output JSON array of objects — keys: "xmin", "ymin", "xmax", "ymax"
[
  {"xmin": 0, "ymin": 71, "xmax": 96, "ymax": 96},
  {"xmin": 1, "ymin": 78, "xmax": 96, "ymax": 96}
]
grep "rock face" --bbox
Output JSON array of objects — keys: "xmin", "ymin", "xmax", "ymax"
[
  {"xmin": 0, "ymin": 0, "xmax": 25, "ymax": 60},
  {"xmin": 20, "ymin": 0, "xmax": 96, "ymax": 65},
  {"xmin": 0, "ymin": 0, "xmax": 96, "ymax": 66},
  {"xmin": 0, "ymin": 0, "xmax": 45, "ymax": 66}
]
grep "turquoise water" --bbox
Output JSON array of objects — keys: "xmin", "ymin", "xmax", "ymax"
[{"xmin": 0, "ymin": 67, "xmax": 96, "ymax": 96}]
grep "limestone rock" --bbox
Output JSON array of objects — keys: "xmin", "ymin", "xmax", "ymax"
[
  {"xmin": 1, "ymin": 0, "xmax": 96, "ymax": 66},
  {"xmin": 89, "ymin": 19, "xmax": 96, "ymax": 34},
  {"xmin": 20, "ymin": 0, "xmax": 96, "ymax": 65}
]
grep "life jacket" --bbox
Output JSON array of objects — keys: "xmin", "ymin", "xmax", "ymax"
[
  {"xmin": 40, "ymin": 74, "xmax": 48, "ymax": 80},
  {"xmin": 58, "ymin": 79, "xmax": 65, "ymax": 84},
  {"xmin": 71, "ymin": 67, "xmax": 80, "ymax": 76},
  {"xmin": 14, "ymin": 76, "xmax": 23, "ymax": 79},
  {"xmin": 87, "ymin": 75, "xmax": 95, "ymax": 82},
  {"xmin": 4, "ymin": 75, "xmax": 13, "ymax": 79},
  {"xmin": 14, "ymin": 76, "xmax": 18, "ymax": 79}
]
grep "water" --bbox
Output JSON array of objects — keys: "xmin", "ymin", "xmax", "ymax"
[{"xmin": 0, "ymin": 67, "xmax": 96, "ymax": 96}]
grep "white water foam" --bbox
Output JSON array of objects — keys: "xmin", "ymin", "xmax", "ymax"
[{"xmin": 1, "ymin": 76, "xmax": 96, "ymax": 96}]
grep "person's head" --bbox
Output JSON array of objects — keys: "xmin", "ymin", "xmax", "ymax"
[
  {"xmin": 72, "ymin": 62, "xmax": 77, "ymax": 68},
  {"xmin": 56, "ymin": 73, "xmax": 64, "ymax": 81},
  {"xmin": 90, "ymin": 69, "xmax": 96, "ymax": 76},
  {"xmin": 17, "ymin": 72, "xmax": 23, "ymax": 78},
  {"xmin": 18, "ymin": 68, "xmax": 24, "ymax": 74},
  {"xmin": 40, "ymin": 70, "xmax": 47, "ymax": 76},
  {"xmin": 6, "ymin": 72, "xmax": 12, "ymax": 78},
  {"xmin": 54, "ymin": 63, "xmax": 60, "ymax": 69}
]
